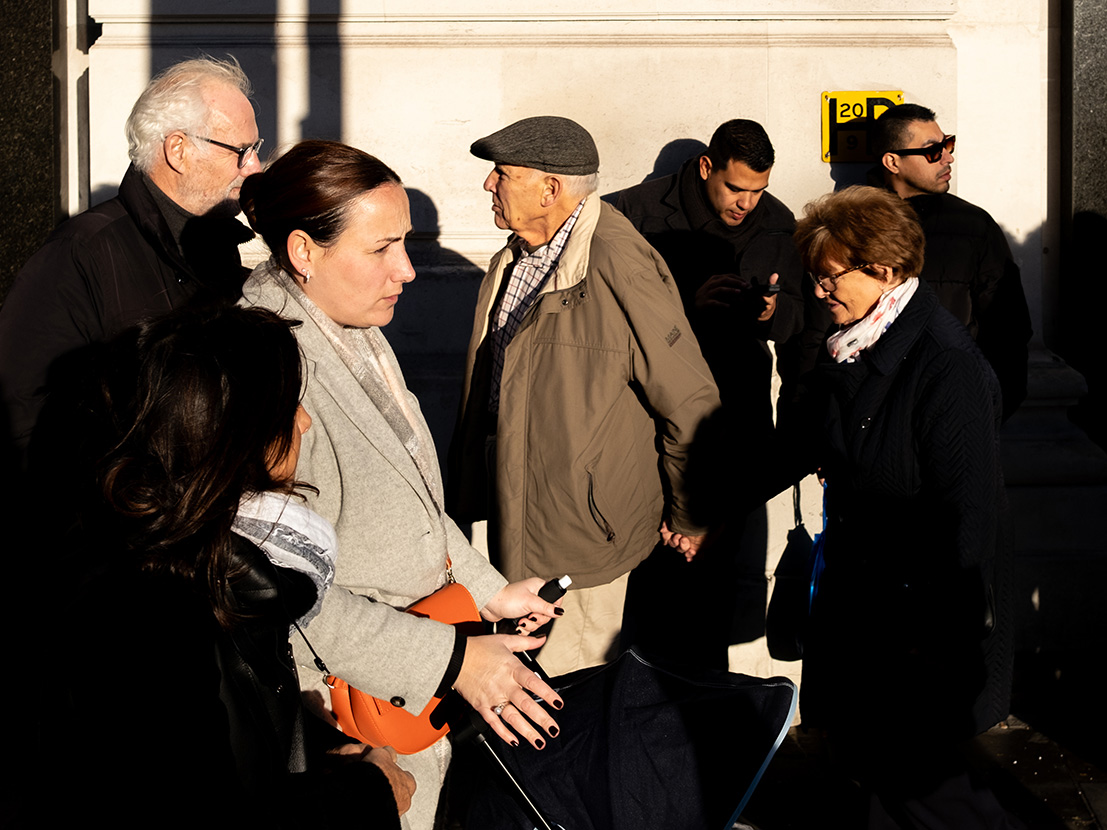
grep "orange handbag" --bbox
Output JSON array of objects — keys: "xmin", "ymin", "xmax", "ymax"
[{"xmin": 326, "ymin": 580, "xmax": 484, "ymax": 755}]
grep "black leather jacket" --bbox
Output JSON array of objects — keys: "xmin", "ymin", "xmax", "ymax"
[{"xmin": 39, "ymin": 535, "xmax": 400, "ymax": 827}]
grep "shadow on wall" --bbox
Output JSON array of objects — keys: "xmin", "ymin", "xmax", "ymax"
[
  {"xmin": 640, "ymin": 138, "xmax": 707, "ymax": 184},
  {"xmin": 90, "ymin": 184, "xmax": 118, "ymax": 209},
  {"xmin": 602, "ymin": 138, "xmax": 706, "ymax": 206},
  {"xmin": 298, "ymin": 0, "xmax": 342, "ymax": 140},
  {"xmin": 389, "ymin": 188, "xmax": 486, "ymax": 473},
  {"xmin": 996, "ymin": 220, "xmax": 1107, "ymax": 768},
  {"xmin": 828, "ymin": 161, "xmax": 875, "ymax": 190}
]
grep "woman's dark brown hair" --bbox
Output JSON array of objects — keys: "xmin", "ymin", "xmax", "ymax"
[
  {"xmin": 98, "ymin": 305, "xmax": 307, "ymax": 625},
  {"xmin": 794, "ymin": 185, "xmax": 926, "ymax": 284},
  {"xmin": 240, "ymin": 139, "xmax": 403, "ymax": 273}
]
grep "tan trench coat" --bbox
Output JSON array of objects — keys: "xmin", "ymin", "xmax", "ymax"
[{"xmin": 450, "ymin": 197, "xmax": 720, "ymax": 589}]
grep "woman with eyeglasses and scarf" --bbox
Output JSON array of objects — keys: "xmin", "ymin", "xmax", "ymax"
[{"xmin": 784, "ymin": 186, "xmax": 1018, "ymax": 829}]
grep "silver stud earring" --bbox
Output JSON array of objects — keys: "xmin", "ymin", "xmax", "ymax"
[{"xmin": 301, "ymin": 269, "xmax": 310, "ymax": 283}]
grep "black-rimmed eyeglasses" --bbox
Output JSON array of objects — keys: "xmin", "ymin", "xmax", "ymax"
[
  {"xmin": 890, "ymin": 135, "xmax": 955, "ymax": 164},
  {"xmin": 190, "ymin": 135, "xmax": 265, "ymax": 169},
  {"xmin": 808, "ymin": 263, "xmax": 872, "ymax": 292}
]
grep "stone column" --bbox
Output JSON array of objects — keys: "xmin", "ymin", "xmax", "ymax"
[
  {"xmin": 998, "ymin": 0, "xmax": 1107, "ymax": 745},
  {"xmin": 0, "ymin": 0, "xmax": 55, "ymax": 304}
]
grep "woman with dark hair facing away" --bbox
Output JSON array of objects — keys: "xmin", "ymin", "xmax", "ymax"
[
  {"xmin": 239, "ymin": 140, "xmax": 564, "ymax": 829},
  {"xmin": 784, "ymin": 186, "xmax": 1017, "ymax": 828},
  {"xmin": 58, "ymin": 305, "xmax": 414, "ymax": 827}
]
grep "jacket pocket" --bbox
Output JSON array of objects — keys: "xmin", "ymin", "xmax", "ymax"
[{"xmin": 586, "ymin": 468, "xmax": 617, "ymax": 542}]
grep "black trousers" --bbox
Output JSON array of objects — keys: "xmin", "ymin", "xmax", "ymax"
[{"xmin": 620, "ymin": 510, "xmax": 763, "ymax": 672}]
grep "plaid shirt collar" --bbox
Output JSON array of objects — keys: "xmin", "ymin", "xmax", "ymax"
[{"xmin": 488, "ymin": 198, "xmax": 587, "ymax": 413}]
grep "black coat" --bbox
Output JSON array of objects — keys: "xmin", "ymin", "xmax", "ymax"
[
  {"xmin": 790, "ymin": 282, "xmax": 1013, "ymax": 769},
  {"xmin": 0, "ymin": 165, "xmax": 253, "ymax": 452},
  {"xmin": 614, "ymin": 161, "xmax": 804, "ymax": 438},
  {"xmin": 908, "ymin": 192, "xmax": 1033, "ymax": 421},
  {"xmin": 33, "ymin": 535, "xmax": 400, "ymax": 828}
]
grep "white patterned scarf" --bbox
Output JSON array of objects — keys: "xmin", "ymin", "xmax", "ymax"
[
  {"xmin": 827, "ymin": 276, "xmax": 919, "ymax": 363},
  {"xmin": 232, "ymin": 490, "xmax": 338, "ymax": 628}
]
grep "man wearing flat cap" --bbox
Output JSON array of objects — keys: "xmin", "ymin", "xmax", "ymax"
[{"xmin": 449, "ymin": 116, "xmax": 720, "ymax": 675}]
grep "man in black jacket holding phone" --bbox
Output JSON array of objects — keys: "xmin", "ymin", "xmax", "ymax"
[
  {"xmin": 615, "ymin": 119, "xmax": 804, "ymax": 440},
  {"xmin": 613, "ymin": 119, "xmax": 806, "ymax": 669}
]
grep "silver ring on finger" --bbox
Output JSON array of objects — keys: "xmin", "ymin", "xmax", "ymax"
[{"xmin": 493, "ymin": 702, "xmax": 509, "ymax": 716}]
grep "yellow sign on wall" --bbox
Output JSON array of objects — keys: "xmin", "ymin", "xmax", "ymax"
[{"xmin": 821, "ymin": 90, "xmax": 904, "ymax": 163}]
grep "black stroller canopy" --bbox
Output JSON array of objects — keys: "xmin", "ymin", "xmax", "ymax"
[{"xmin": 467, "ymin": 648, "xmax": 797, "ymax": 830}]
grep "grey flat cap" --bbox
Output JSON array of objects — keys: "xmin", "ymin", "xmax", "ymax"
[{"xmin": 471, "ymin": 116, "xmax": 599, "ymax": 175}]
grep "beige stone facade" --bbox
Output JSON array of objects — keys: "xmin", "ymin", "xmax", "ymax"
[{"xmin": 57, "ymin": 1, "xmax": 1094, "ymax": 699}]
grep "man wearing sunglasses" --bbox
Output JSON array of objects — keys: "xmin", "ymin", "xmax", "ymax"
[
  {"xmin": 874, "ymin": 103, "xmax": 1032, "ymax": 420},
  {"xmin": 0, "ymin": 56, "xmax": 263, "ymax": 458}
]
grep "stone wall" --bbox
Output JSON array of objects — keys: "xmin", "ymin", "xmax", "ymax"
[
  {"xmin": 0, "ymin": 0, "xmax": 55, "ymax": 304},
  {"xmin": 64, "ymin": 2, "xmax": 1082, "ymax": 693}
]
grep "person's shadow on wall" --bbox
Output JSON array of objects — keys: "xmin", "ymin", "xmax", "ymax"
[
  {"xmin": 387, "ymin": 188, "xmax": 486, "ymax": 472},
  {"xmin": 602, "ymin": 138, "xmax": 707, "ymax": 206}
]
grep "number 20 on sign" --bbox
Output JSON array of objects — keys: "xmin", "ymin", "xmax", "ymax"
[{"xmin": 821, "ymin": 90, "xmax": 903, "ymax": 163}]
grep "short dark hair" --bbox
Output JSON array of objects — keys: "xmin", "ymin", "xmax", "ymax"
[
  {"xmin": 704, "ymin": 119, "xmax": 775, "ymax": 172},
  {"xmin": 873, "ymin": 103, "xmax": 938, "ymax": 157},
  {"xmin": 794, "ymin": 185, "xmax": 925, "ymax": 284},
  {"xmin": 98, "ymin": 305, "xmax": 308, "ymax": 626},
  {"xmin": 241, "ymin": 139, "xmax": 403, "ymax": 273}
]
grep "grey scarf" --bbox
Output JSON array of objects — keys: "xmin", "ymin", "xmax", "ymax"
[{"xmin": 263, "ymin": 260, "xmax": 445, "ymax": 513}]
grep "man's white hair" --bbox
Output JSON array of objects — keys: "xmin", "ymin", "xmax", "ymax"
[
  {"xmin": 125, "ymin": 56, "xmax": 252, "ymax": 174},
  {"xmin": 559, "ymin": 171, "xmax": 599, "ymax": 199}
]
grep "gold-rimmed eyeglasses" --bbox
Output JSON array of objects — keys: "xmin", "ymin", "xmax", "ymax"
[{"xmin": 807, "ymin": 263, "xmax": 872, "ymax": 292}]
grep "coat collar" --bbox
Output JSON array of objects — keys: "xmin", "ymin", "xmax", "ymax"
[
  {"xmin": 117, "ymin": 163, "xmax": 253, "ymax": 291},
  {"xmin": 543, "ymin": 193, "xmax": 599, "ymax": 294},
  {"xmin": 657, "ymin": 168, "xmax": 687, "ymax": 231},
  {"xmin": 476, "ymin": 195, "xmax": 602, "ymax": 342},
  {"xmin": 241, "ymin": 268, "xmax": 437, "ymax": 506},
  {"xmin": 117, "ymin": 164, "xmax": 190, "ymax": 273},
  {"xmin": 855, "ymin": 280, "xmax": 939, "ymax": 376}
]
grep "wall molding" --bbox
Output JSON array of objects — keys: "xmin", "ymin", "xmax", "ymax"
[
  {"xmin": 91, "ymin": 20, "xmax": 953, "ymax": 49},
  {"xmin": 89, "ymin": 1, "xmax": 958, "ymax": 23}
]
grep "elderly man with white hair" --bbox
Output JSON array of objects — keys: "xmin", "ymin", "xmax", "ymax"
[{"xmin": 0, "ymin": 55, "xmax": 262, "ymax": 453}]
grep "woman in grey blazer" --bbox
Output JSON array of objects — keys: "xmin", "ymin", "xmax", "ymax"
[{"xmin": 240, "ymin": 141, "xmax": 564, "ymax": 830}]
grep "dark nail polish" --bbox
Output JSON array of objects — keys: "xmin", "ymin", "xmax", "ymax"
[
  {"xmin": 528, "ymin": 616, "xmax": 538, "ymax": 623},
  {"xmin": 535, "ymin": 738, "xmax": 545, "ymax": 749},
  {"xmin": 554, "ymin": 607, "xmax": 564, "ymax": 616},
  {"xmin": 553, "ymin": 699, "xmax": 564, "ymax": 710},
  {"xmin": 511, "ymin": 740, "xmax": 519, "ymax": 747},
  {"xmin": 514, "ymin": 627, "xmax": 523, "ymax": 635},
  {"xmin": 548, "ymin": 726, "xmax": 559, "ymax": 737}
]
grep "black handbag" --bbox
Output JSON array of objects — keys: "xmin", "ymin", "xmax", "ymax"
[{"xmin": 765, "ymin": 482, "xmax": 825, "ymax": 661}]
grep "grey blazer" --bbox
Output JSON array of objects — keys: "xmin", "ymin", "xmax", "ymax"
[{"xmin": 241, "ymin": 267, "xmax": 507, "ymax": 713}]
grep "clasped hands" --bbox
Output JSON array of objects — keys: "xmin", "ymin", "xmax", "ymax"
[{"xmin": 659, "ymin": 520, "xmax": 706, "ymax": 562}]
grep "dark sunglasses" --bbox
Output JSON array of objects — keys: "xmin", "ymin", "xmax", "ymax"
[{"xmin": 891, "ymin": 135, "xmax": 955, "ymax": 164}]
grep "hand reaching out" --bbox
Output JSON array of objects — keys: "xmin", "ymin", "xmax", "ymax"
[{"xmin": 481, "ymin": 577, "xmax": 564, "ymax": 631}]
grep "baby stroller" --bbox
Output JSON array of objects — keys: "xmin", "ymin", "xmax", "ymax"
[{"xmin": 457, "ymin": 648, "xmax": 797, "ymax": 830}]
